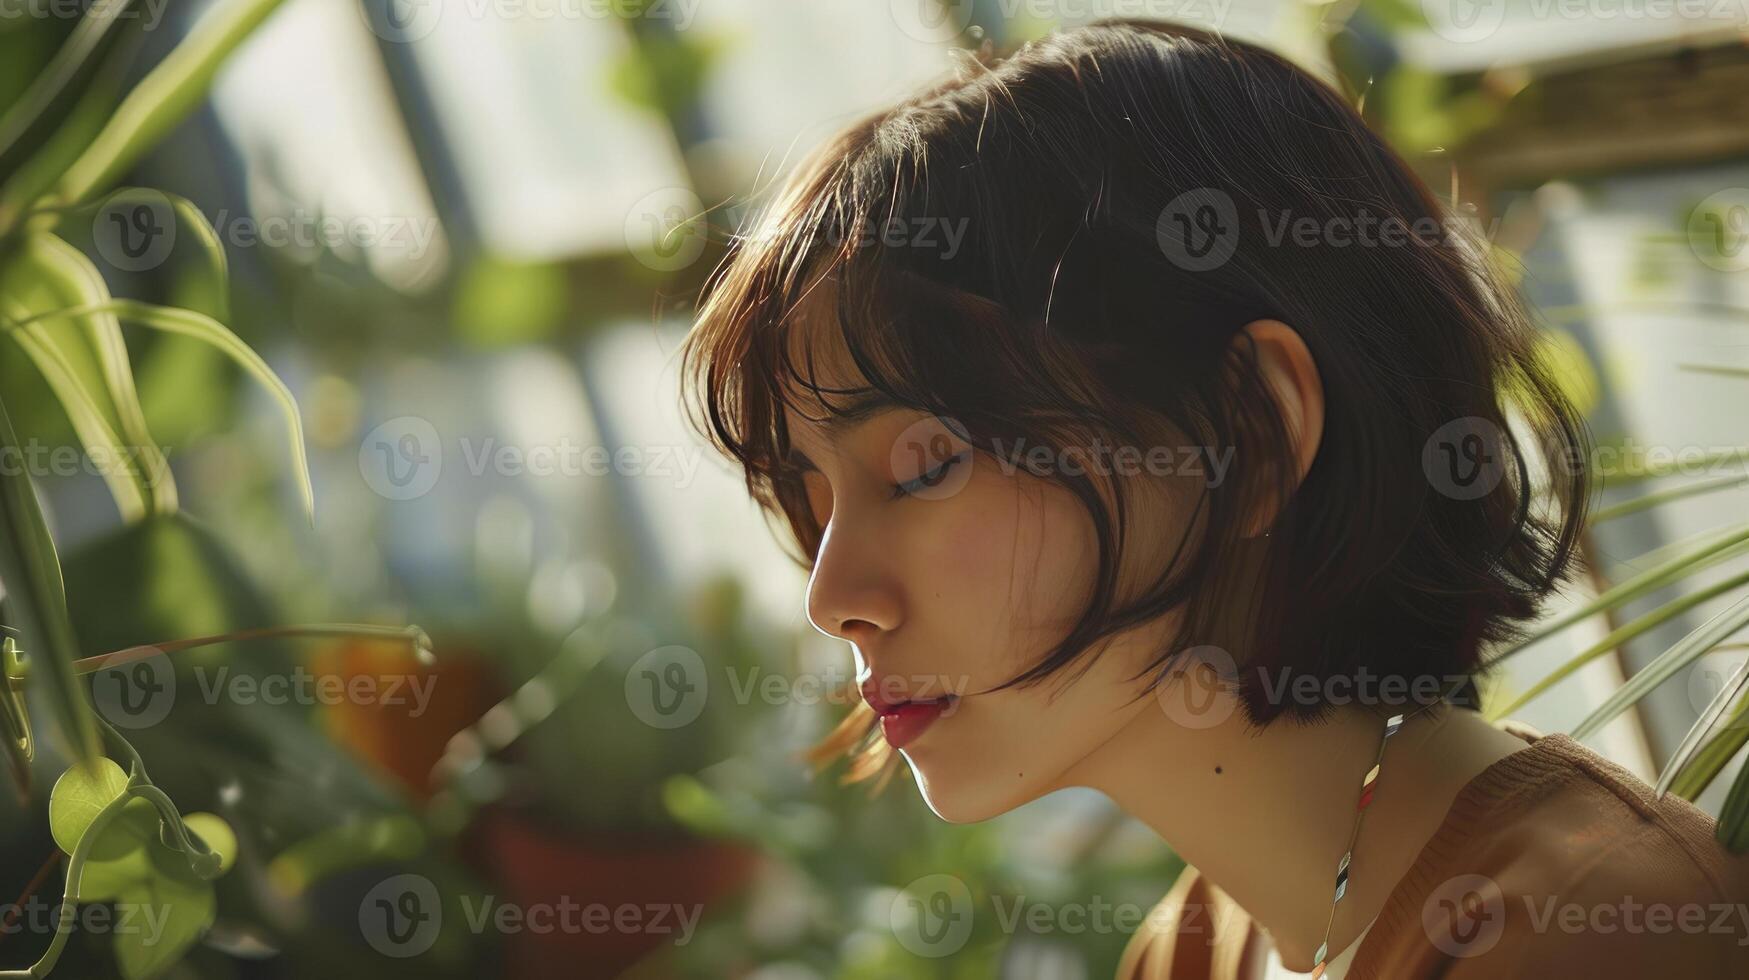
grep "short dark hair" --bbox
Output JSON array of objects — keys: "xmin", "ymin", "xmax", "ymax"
[{"xmin": 680, "ymin": 20, "xmax": 1590, "ymax": 781}]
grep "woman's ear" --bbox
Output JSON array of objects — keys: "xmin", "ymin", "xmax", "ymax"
[{"xmin": 1235, "ymin": 319, "xmax": 1325, "ymax": 536}]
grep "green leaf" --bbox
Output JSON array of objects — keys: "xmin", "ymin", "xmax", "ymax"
[
  {"xmin": 0, "ymin": 233, "xmax": 160, "ymax": 518},
  {"xmin": 1717, "ymin": 753, "xmax": 1749, "ymax": 853},
  {"xmin": 8, "ymin": 298, "xmax": 315, "ymax": 520},
  {"xmin": 73, "ymin": 795, "xmax": 157, "ymax": 900},
  {"xmin": 0, "ymin": 39, "xmax": 132, "ymax": 237},
  {"xmin": 112, "ymin": 884, "xmax": 214, "ymax": 980},
  {"xmin": 73, "ymin": 796, "xmax": 217, "ymax": 979},
  {"xmin": 49, "ymin": 756, "xmax": 130, "ymax": 853},
  {"xmin": 55, "ymin": 0, "xmax": 291, "ymax": 207},
  {"xmin": 1483, "ymin": 522, "xmax": 1749, "ymax": 668},
  {"xmin": 31, "ymin": 232, "xmax": 178, "ymax": 513},
  {"xmin": 1668, "ymin": 687, "xmax": 1749, "ymax": 801},
  {"xmin": 1657, "ymin": 656, "xmax": 1749, "ymax": 797},
  {"xmin": 1488, "ymin": 567, "xmax": 1749, "ymax": 721},
  {"xmin": 0, "ymin": 0, "xmax": 137, "ymax": 166},
  {"xmin": 0, "ymin": 392, "xmax": 102, "ymax": 764},
  {"xmin": 1588, "ymin": 473, "xmax": 1749, "ymax": 524},
  {"xmin": 1574, "ymin": 593, "xmax": 1749, "ymax": 740},
  {"xmin": 181, "ymin": 811, "xmax": 236, "ymax": 875},
  {"xmin": 2, "ymin": 316, "xmax": 149, "ymax": 520}
]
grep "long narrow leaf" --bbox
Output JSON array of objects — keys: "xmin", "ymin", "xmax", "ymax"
[
  {"xmin": 33, "ymin": 233, "xmax": 178, "ymax": 513},
  {"xmin": 1658, "ymin": 656, "xmax": 1749, "ymax": 797},
  {"xmin": 56, "ymin": 0, "xmax": 290, "ymax": 206},
  {"xmin": 8, "ymin": 300, "xmax": 314, "ymax": 520},
  {"xmin": 1589, "ymin": 473, "xmax": 1749, "ymax": 524},
  {"xmin": 1594, "ymin": 446, "xmax": 1749, "ymax": 488},
  {"xmin": 1670, "ymin": 683, "xmax": 1749, "ymax": 800},
  {"xmin": 0, "ymin": 395, "xmax": 101, "ymax": 765},
  {"xmin": 1482, "ymin": 522, "xmax": 1749, "ymax": 669},
  {"xmin": 0, "ymin": 0, "xmax": 138, "ymax": 167},
  {"xmin": 1716, "ymin": 754, "xmax": 1749, "ymax": 852},
  {"xmin": 1573, "ymin": 593, "xmax": 1749, "ymax": 739},
  {"xmin": 1488, "ymin": 568, "xmax": 1749, "ymax": 720},
  {"xmin": 1, "ymin": 311, "xmax": 150, "ymax": 520},
  {"xmin": 0, "ymin": 39, "xmax": 132, "ymax": 238},
  {"xmin": 1676, "ymin": 364, "xmax": 1749, "ymax": 379}
]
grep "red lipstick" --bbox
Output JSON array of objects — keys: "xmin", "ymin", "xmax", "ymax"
[
  {"xmin": 876, "ymin": 698, "xmax": 954, "ymax": 748},
  {"xmin": 861, "ymin": 678, "xmax": 959, "ymax": 749}
]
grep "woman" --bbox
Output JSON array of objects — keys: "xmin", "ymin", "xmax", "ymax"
[{"xmin": 679, "ymin": 19, "xmax": 1749, "ymax": 979}]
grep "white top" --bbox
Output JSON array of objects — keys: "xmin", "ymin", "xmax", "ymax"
[{"xmin": 1259, "ymin": 919, "xmax": 1376, "ymax": 980}]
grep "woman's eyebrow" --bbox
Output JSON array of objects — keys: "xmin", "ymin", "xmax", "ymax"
[{"xmin": 782, "ymin": 391, "xmax": 904, "ymax": 469}]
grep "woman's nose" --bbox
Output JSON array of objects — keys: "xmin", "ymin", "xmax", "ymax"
[{"xmin": 804, "ymin": 519, "xmax": 902, "ymax": 643}]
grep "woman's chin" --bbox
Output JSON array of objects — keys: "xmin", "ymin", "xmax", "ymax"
[{"xmin": 907, "ymin": 757, "xmax": 1039, "ymax": 824}]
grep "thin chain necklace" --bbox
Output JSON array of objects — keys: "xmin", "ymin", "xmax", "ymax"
[{"xmin": 1306, "ymin": 697, "xmax": 1446, "ymax": 979}]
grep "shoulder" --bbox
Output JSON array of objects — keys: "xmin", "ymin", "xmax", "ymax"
[
  {"xmin": 1117, "ymin": 864, "xmax": 1258, "ymax": 980},
  {"xmin": 1368, "ymin": 727, "xmax": 1749, "ymax": 979}
]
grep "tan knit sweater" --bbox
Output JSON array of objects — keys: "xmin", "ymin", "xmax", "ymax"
[{"xmin": 1116, "ymin": 725, "xmax": 1749, "ymax": 979}]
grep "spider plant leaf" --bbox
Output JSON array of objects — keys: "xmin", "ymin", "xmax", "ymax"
[
  {"xmin": 1668, "ymin": 687, "xmax": 1749, "ymax": 800},
  {"xmin": 0, "ymin": 232, "xmax": 167, "ymax": 518},
  {"xmin": 2, "ymin": 634, "xmax": 33, "ymax": 798},
  {"xmin": 1716, "ymin": 752, "xmax": 1749, "ymax": 853},
  {"xmin": 1657, "ymin": 656, "xmax": 1749, "ymax": 797},
  {"xmin": 55, "ymin": 0, "xmax": 291, "ymax": 207},
  {"xmin": 0, "ymin": 40, "xmax": 131, "ymax": 239},
  {"xmin": 0, "ymin": 0, "xmax": 137, "ymax": 167},
  {"xmin": 32, "ymin": 232, "xmax": 177, "ymax": 513},
  {"xmin": 2, "ymin": 315, "xmax": 149, "ymax": 520},
  {"xmin": 1488, "ymin": 567, "xmax": 1749, "ymax": 721},
  {"xmin": 1588, "ymin": 473, "xmax": 1749, "ymax": 524},
  {"xmin": 1573, "ymin": 593, "xmax": 1749, "ymax": 740},
  {"xmin": 1676, "ymin": 363, "xmax": 1749, "ymax": 379},
  {"xmin": 0, "ymin": 394, "xmax": 102, "ymax": 765},
  {"xmin": 8, "ymin": 299, "xmax": 313, "ymax": 520},
  {"xmin": 1483, "ymin": 522, "xmax": 1749, "ymax": 669},
  {"xmin": 1593, "ymin": 445, "xmax": 1749, "ymax": 488}
]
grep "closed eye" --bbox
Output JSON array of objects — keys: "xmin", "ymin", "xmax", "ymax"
[{"xmin": 892, "ymin": 450, "xmax": 967, "ymax": 498}]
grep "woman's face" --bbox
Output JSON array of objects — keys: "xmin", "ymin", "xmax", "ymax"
[{"xmin": 782, "ymin": 294, "xmax": 1196, "ymax": 823}]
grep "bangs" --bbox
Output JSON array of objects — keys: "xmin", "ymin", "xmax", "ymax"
[{"xmin": 680, "ymin": 122, "xmax": 1059, "ymax": 567}]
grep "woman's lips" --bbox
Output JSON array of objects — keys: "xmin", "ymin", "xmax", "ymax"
[{"xmin": 875, "ymin": 696, "xmax": 957, "ymax": 749}]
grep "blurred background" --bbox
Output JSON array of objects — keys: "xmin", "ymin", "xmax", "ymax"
[{"xmin": 2, "ymin": 1, "xmax": 1748, "ymax": 978}]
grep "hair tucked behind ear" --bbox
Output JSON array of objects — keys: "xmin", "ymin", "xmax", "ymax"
[{"xmin": 680, "ymin": 19, "xmax": 1591, "ymax": 788}]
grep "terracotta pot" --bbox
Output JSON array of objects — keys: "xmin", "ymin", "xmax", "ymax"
[
  {"xmin": 312, "ymin": 639, "xmax": 505, "ymax": 799},
  {"xmin": 464, "ymin": 807, "xmax": 761, "ymax": 979}
]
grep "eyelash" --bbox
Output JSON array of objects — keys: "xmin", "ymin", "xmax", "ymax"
[
  {"xmin": 890, "ymin": 451, "xmax": 966, "ymax": 499},
  {"xmin": 785, "ymin": 450, "xmax": 967, "ymax": 504}
]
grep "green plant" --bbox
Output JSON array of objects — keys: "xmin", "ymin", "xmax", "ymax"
[
  {"xmin": 1477, "ymin": 426, "xmax": 1749, "ymax": 849},
  {"xmin": 0, "ymin": 1, "xmax": 426, "ymax": 976}
]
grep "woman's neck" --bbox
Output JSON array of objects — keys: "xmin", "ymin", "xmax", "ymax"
[{"xmin": 1065, "ymin": 683, "xmax": 1530, "ymax": 971}]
